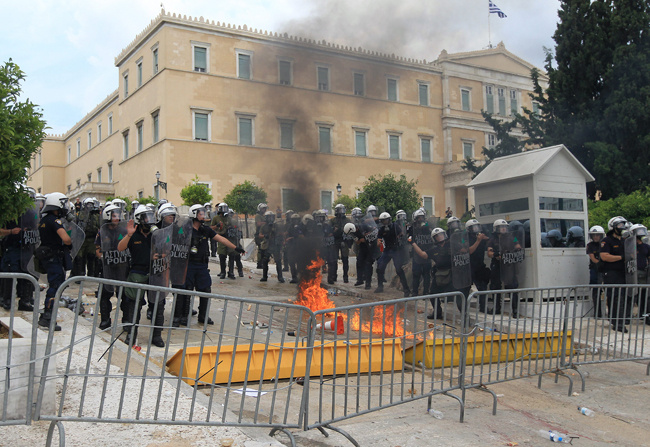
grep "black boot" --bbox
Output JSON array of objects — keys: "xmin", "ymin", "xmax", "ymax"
[
  {"xmin": 38, "ymin": 308, "xmax": 61, "ymax": 331},
  {"xmin": 151, "ymin": 330, "xmax": 165, "ymax": 348}
]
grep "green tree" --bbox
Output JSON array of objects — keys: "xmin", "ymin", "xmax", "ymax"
[
  {"xmin": 356, "ymin": 174, "xmax": 420, "ymax": 217},
  {"xmin": 587, "ymin": 187, "xmax": 650, "ymax": 230},
  {"xmin": 223, "ymin": 180, "xmax": 267, "ymax": 237},
  {"xmin": 180, "ymin": 176, "xmax": 212, "ymax": 207},
  {"xmin": 520, "ymin": 0, "xmax": 650, "ymax": 199},
  {"xmin": 0, "ymin": 60, "xmax": 47, "ymax": 226},
  {"xmin": 462, "ymin": 111, "xmax": 526, "ymax": 178},
  {"xmin": 333, "ymin": 194, "xmax": 357, "ymax": 213}
]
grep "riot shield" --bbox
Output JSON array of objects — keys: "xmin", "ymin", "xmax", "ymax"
[
  {"xmin": 169, "ymin": 216, "xmax": 192, "ymax": 285},
  {"xmin": 62, "ymin": 219, "xmax": 86, "ymax": 259},
  {"xmin": 20, "ymin": 204, "xmax": 41, "ymax": 278},
  {"xmin": 500, "ymin": 228, "xmax": 525, "ymax": 288},
  {"xmin": 624, "ymin": 235, "xmax": 637, "ymax": 285},
  {"xmin": 150, "ymin": 225, "xmax": 173, "ymax": 287},
  {"xmin": 451, "ymin": 230, "xmax": 472, "ymax": 289},
  {"xmin": 361, "ymin": 213, "xmax": 379, "ymax": 244},
  {"xmin": 100, "ymin": 221, "xmax": 130, "ymax": 281},
  {"xmin": 226, "ymin": 214, "xmax": 241, "ymax": 242}
]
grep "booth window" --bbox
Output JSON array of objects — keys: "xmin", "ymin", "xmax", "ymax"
[
  {"xmin": 478, "ymin": 197, "xmax": 529, "ymax": 216},
  {"xmin": 539, "ymin": 197, "xmax": 584, "ymax": 211}
]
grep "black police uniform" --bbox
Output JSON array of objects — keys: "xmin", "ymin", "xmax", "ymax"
[
  {"xmin": 38, "ymin": 213, "xmax": 69, "ymax": 328},
  {"xmin": 586, "ymin": 240, "xmax": 604, "ymax": 318},
  {"xmin": 486, "ymin": 235, "xmax": 520, "ymax": 316},
  {"xmin": 600, "ymin": 232, "xmax": 630, "ymax": 331},
  {"xmin": 123, "ymin": 228, "xmax": 156, "ymax": 344},
  {"xmin": 410, "ymin": 223, "xmax": 432, "ymax": 296},
  {"xmin": 259, "ymin": 221, "xmax": 285, "ymax": 282},
  {"xmin": 285, "ymin": 218, "xmax": 303, "ymax": 283},
  {"xmin": 635, "ymin": 240, "xmax": 650, "ymax": 325},
  {"xmin": 330, "ymin": 215, "xmax": 352, "ymax": 283},
  {"xmin": 1, "ymin": 220, "xmax": 35, "ymax": 311},
  {"xmin": 376, "ymin": 222, "xmax": 410, "ymax": 295},
  {"xmin": 468, "ymin": 232, "xmax": 490, "ymax": 312},
  {"xmin": 420, "ymin": 239, "xmax": 455, "ymax": 318},
  {"xmin": 174, "ymin": 225, "xmax": 217, "ymax": 326}
]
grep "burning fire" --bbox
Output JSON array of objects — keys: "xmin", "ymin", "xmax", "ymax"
[{"xmin": 294, "ymin": 256, "xmax": 416, "ymax": 340}]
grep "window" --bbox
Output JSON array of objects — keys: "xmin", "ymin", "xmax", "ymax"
[
  {"xmin": 488, "ymin": 134, "xmax": 497, "ymax": 148},
  {"xmin": 137, "ymin": 121, "xmax": 143, "ymax": 152},
  {"xmin": 193, "ymin": 111, "xmax": 210, "ymax": 141},
  {"xmin": 237, "ymin": 51, "xmax": 252, "ymax": 79},
  {"xmin": 539, "ymin": 197, "xmax": 584, "ymax": 211},
  {"xmin": 87, "ymin": 130, "xmax": 92, "ymax": 150},
  {"xmin": 420, "ymin": 138, "xmax": 432, "ymax": 162},
  {"xmin": 321, "ymin": 191, "xmax": 333, "ymax": 213},
  {"xmin": 418, "ymin": 83, "xmax": 429, "ymax": 106},
  {"xmin": 510, "ymin": 90, "xmax": 518, "ymax": 115},
  {"xmin": 353, "ymin": 72, "xmax": 365, "ymax": 96},
  {"xmin": 317, "ymin": 66, "xmax": 329, "ymax": 91},
  {"xmin": 76, "ymin": 139, "xmax": 81, "ymax": 157},
  {"xmin": 281, "ymin": 188, "xmax": 294, "ymax": 211},
  {"xmin": 123, "ymin": 72, "xmax": 129, "ymax": 98},
  {"xmin": 108, "ymin": 114, "xmax": 113, "ymax": 134},
  {"xmin": 279, "ymin": 121, "xmax": 294, "ymax": 149},
  {"xmin": 154, "ymin": 184, "xmax": 160, "ymax": 201},
  {"xmin": 123, "ymin": 130, "xmax": 129, "ymax": 159},
  {"xmin": 485, "ymin": 86, "xmax": 494, "ymax": 114},
  {"xmin": 137, "ymin": 59, "xmax": 143, "ymax": 87},
  {"xmin": 387, "ymin": 78, "xmax": 398, "ymax": 101},
  {"xmin": 76, "ymin": 179, "xmax": 81, "ymax": 188},
  {"xmin": 192, "ymin": 43, "xmax": 209, "ymax": 72},
  {"xmin": 152, "ymin": 111, "xmax": 159, "ymax": 143},
  {"xmin": 137, "ymin": 190, "xmax": 144, "ymax": 199},
  {"xmin": 478, "ymin": 197, "xmax": 529, "ymax": 216},
  {"xmin": 532, "ymin": 101, "xmax": 540, "ymax": 115},
  {"xmin": 388, "ymin": 134, "xmax": 400, "ymax": 159},
  {"xmin": 318, "ymin": 126, "xmax": 332, "ymax": 153},
  {"xmin": 87, "ymin": 173, "xmax": 92, "ymax": 182},
  {"xmin": 540, "ymin": 219, "xmax": 585, "ymax": 247},
  {"xmin": 463, "ymin": 141, "xmax": 474, "ymax": 159},
  {"xmin": 97, "ymin": 168, "xmax": 102, "ymax": 183},
  {"xmin": 97, "ymin": 122, "xmax": 102, "ymax": 143},
  {"xmin": 67, "ymin": 146, "xmax": 71, "ymax": 163},
  {"xmin": 423, "ymin": 196, "xmax": 434, "ymax": 217},
  {"xmin": 498, "ymin": 87, "xmax": 506, "ymax": 116},
  {"xmin": 108, "ymin": 162, "xmax": 113, "ymax": 183},
  {"xmin": 354, "ymin": 130, "xmax": 367, "ymax": 156},
  {"xmin": 152, "ymin": 46, "xmax": 159, "ymax": 74},
  {"xmin": 238, "ymin": 115, "xmax": 254, "ymax": 145},
  {"xmin": 461, "ymin": 88, "xmax": 470, "ymax": 111},
  {"xmin": 279, "ymin": 59, "xmax": 292, "ymax": 85}
]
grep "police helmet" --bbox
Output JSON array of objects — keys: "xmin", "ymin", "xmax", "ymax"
[
  {"xmin": 366, "ymin": 205, "xmax": 378, "ymax": 217},
  {"xmin": 302, "ymin": 214, "xmax": 314, "ymax": 225},
  {"xmin": 412, "ymin": 208, "xmax": 426, "ymax": 222},
  {"xmin": 158, "ymin": 203, "xmax": 177, "ymax": 220},
  {"xmin": 257, "ymin": 203, "xmax": 268, "ymax": 213},
  {"xmin": 134, "ymin": 204, "xmax": 156, "ymax": 225},
  {"xmin": 217, "ymin": 202, "xmax": 229, "ymax": 214},
  {"xmin": 509, "ymin": 220, "xmax": 523, "ymax": 232},
  {"xmin": 285, "ymin": 209, "xmax": 294, "ymax": 218},
  {"xmin": 465, "ymin": 219, "xmax": 481, "ymax": 234},
  {"xmin": 431, "ymin": 227, "xmax": 448, "ymax": 243},
  {"xmin": 588, "ymin": 225, "xmax": 605, "ymax": 242},
  {"xmin": 547, "ymin": 229, "xmax": 564, "ymax": 247},
  {"xmin": 102, "ymin": 204, "xmax": 122, "ymax": 222},
  {"xmin": 351, "ymin": 207, "xmax": 363, "ymax": 220},
  {"xmin": 313, "ymin": 209, "xmax": 327, "ymax": 223},
  {"xmin": 493, "ymin": 219, "xmax": 509, "ymax": 233},
  {"xmin": 379, "ymin": 212, "xmax": 391, "ymax": 225},
  {"xmin": 447, "ymin": 216, "xmax": 461, "ymax": 231},
  {"xmin": 82, "ymin": 197, "xmax": 95, "ymax": 209},
  {"xmin": 334, "ymin": 204, "xmax": 346, "ymax": 216},
  {"xmin": 396, "ymin": 210, "xmax": 407, "ymax": 221},
  {"xmin": 188, "ymin": 204, "xmax": 207, "ymax": 221},
  {"xmin": 42, "ymin": 192, "xmax": 69, "ymax": 214},
  {"xmin": 343, "ymin": 222, "xmax": 356, "ymax": 235},
  {"xmin": 607, "ymin": 216, "xmax": 627, "ymax": 231},
  {"xmin": 630, "ymin": 223, "xmax": 648, "ymax": 238},
  {"xmin": 264, "ymin": 210, "xmax": 275, "ymax": 223}
]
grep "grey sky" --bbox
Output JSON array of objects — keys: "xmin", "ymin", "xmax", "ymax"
[{"xmin": 0, "ymin": 0, "xmax": 560, "ymax": 135}]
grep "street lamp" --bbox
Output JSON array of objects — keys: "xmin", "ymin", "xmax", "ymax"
[
  {"xmin": 155, "ymin": 171, "xmax": 167, "ymax": 196},
  {"xmin": 336, "ymin": 183, "xmax": 342, "ymax": 197}
]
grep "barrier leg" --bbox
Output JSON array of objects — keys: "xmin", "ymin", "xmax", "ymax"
[
  {"xmin": 646, "ymin": 361, "xmax": 649, "ymax": 376},
  {"xmin": 538, "ymin": 370, "xmax": 573, "ymax": 396},
  {"xmin": 570, "ymin": 366, "xmax": 586, "ymax": 392},
  {"xmin": 268, "ymin": 427, "xmax": 297, "ymax": 447},
  {"xmin": 320, "ymin": 424, "xmax": 361, "ymax": 447},
  {"xmin": 443, "ymin": 391, "xmax": 465, "ymax": 423},
  {"xmin": 475, "ymin": 385, "xmax": 498, "ymax": 415},
  {"xmin": 45, "ymin": 420, "xmax": 65, "ymax": 447}
]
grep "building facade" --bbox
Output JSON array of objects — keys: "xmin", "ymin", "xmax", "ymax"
[{"xmin": 27, "ymin": 10, "xmax": 547, "ymax": 217}]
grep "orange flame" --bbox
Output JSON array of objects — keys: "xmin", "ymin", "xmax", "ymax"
[
  {"xmin": 294, "ymin": 257, "xmax": 336, "ymax": 312},
  {"xmin": 343, "ymin": 305, "xmax": 411, "ymax": 339}
]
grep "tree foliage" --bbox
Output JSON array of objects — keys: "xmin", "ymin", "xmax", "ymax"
[
  {"xmin": 333, "ymin": 194, "xmax": 357, "ymax": 213},
  {"xmin": 462, "ymin": 111, "xmax": 526, "ymax": 177},
  {"xmin": 223, "ymin": 180, "xmax": 268, "ymax": 216},
  {"xmin": 521, "ymin": 0, "xmax": 650, "ymax": 199},
  {"xmin": 179, "ymin": 176, "xmax": 213, "ymax": 207},
  {"xmin": 356, "ymin": 174, "xmax": 420, "ymax": 217},
  {"xmin": 0, "ymin": 59, "xmax": 47, "ymax": 226},
  {"xmin": 588, "ymin": 187, "xmax": 650, "ymax": 230}
]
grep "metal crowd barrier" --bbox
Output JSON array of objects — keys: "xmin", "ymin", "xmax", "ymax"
[
  {"xmin": 34, "ymin": 276, "xmax": 315, "ymax": 447},
  {"xmin": 1, "ymin": 273, "xmax": 649, "ymax": 446},
  {"xmin": 305, "ymin": 291, "xmax": 468, "ymax": 443},
  {"xmin": 0, "ymin": 272, "xmax": 43, "ymax": 427}
]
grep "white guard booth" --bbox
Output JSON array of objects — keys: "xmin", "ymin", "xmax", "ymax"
[{"xmin": 467, "ymin": 145, "xmax": 595, "ymax": 317}]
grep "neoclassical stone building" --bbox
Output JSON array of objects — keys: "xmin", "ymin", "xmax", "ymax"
[{"xmin": 27, "ymin": 10, "xmax": 546, "ymax": 217}]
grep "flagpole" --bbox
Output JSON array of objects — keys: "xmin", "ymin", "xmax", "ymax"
[{"xmin": 488, "ymin": 2, "xmax": 492, "ymax": 48}]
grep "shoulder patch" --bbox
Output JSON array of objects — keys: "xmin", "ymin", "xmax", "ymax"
[{"xmin": 55, "ymin": 219, "xmax": 62, "ymax": 225}]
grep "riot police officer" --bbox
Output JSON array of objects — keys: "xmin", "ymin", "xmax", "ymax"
[
  {"xmin": 567, "ymin": 226, "xmax": 585, "ymax": 248},
  {"xmin": 630, "ymin": 224, "xmax": 650, "ymax": 326},
  {"xmin": 486, "ymin": 219, "xmax": 521, "ymax": 317},
  {"xmin": 330, "ymin": 204, "xmax": 351, "ymax": 283},
  {"xmin": 600, "ymin": 216, "xmax": 631, "ymax": 332},
  {"xmin": 411, "ymin": 228, "xmax": 452, "ymax": 319},
  {"xmin": 255, "ymin": 203, "xmax": 268, "ymax": 268},
  {"xmin": 586, "ymin": 225, "xmax": 605, "ymax": 318},
  {"xmin": 285, "ymin": 213, "xmax": 302, "ymax": 283},
  {"xmin": 72, "ymin": 197, "xmax": 101, "ymax": 277},
  {"xmin": 465, "ymin": 219, "xmax": 491, "ymax": 311},
  {"xmin": 259, "ymin": 210, "xmax": 285, "ymax": 282},
  {"xmin": 375, "ymin": 212, "xmax": 411, "ymax": 297},
  {"xmin": 282, "ymin": 209, "xmax": 294, "ymax": 273},
  {"xmin": 410, "ymin": 209, "xmax": 432, "ymax": 296},
  {"xmin": 211, "ymin": 202, "xmax": 230, "ymax": 279},
  {"xmin": 350, "ymin": 208, "xmax": 366, "ymax": 286},
  {"xmin": 37, "ymin": 193, "xmax": 73, "ymax": 330}
]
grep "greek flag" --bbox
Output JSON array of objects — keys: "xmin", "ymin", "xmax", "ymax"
[{"xmin": 489, "ymin": 1, "xmax": 507, "ymax": 18}]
